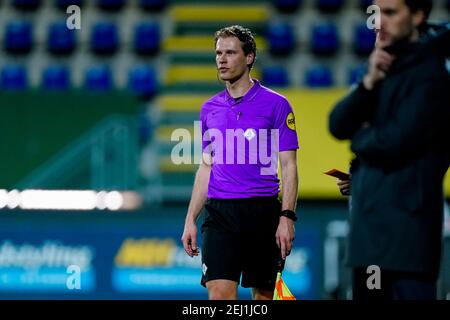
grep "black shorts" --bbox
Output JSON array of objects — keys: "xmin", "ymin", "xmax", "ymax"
[{"xmin": 200, "ymin": 196, "xmax": 281, "ymax": 291}]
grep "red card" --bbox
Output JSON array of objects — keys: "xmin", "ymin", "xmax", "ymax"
[{"xmin": 324, "ymin": 169, "xmax": 350, "ymax": 180}]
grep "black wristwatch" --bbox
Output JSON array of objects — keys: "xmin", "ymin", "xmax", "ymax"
[{"xmin": 280, "ymin": 210, "xmax": 298, "ymax": 222}]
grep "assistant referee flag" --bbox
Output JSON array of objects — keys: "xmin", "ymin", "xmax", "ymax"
[{"xmin": 273, "ymin": 258, "xmax": 296, "ymax": 300}]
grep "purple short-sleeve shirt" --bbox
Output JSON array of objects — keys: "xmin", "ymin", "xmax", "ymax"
[{"xmin": 200, "ymin": 79, "xmax": 299, "ymax": 199}]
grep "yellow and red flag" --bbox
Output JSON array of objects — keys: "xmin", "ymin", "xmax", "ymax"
[
  {"xmin": 273, "ymin": 258, "xmax": 296, "ymax": 300},
  {"xmin": 273, "ymin": 271, "xmax": 296, "ymax": 300}
]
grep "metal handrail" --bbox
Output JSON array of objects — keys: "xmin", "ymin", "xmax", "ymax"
[{"xmin": 15, "ymin": 115, "xmax": 138, "ymax": 191}]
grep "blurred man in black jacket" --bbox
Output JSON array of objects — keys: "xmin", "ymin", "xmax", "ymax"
[{"xmin": 329, "ymin": 0, "xmax": 450, "ymax": 300}]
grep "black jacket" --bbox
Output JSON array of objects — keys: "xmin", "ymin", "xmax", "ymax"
[{"xmin": 329, "ymin": 25, "xmax": 450, "ymax": 278}]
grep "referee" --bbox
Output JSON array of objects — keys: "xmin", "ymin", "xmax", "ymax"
[{"xmin": 181, "ymin": 25, "xmax": 299, "ymax": 300}]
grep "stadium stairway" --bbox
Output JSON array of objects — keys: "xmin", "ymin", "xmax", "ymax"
[{"xmin": 156, "ymin": 2, "xmax": 269, "ymax": 201}]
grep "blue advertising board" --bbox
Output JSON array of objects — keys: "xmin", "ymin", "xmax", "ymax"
[{"xmin": 0, "ymin": 212, "xmax": 322, "ymax": 299}]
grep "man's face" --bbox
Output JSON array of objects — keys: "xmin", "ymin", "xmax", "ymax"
[
  {"xmin": 215, "ymin": 37, "xmax": 254, "ymax": 83},
  {"xmin": 374, "ymin": 0, "xmax": 423, "ymax": 48}
]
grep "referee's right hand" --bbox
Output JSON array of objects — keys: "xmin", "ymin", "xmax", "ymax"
[{"xmin": 182, "ymin": 222, "xmax": 199, "ymax": 257}]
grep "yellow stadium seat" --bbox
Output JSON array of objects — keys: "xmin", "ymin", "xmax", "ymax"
[
  {"xmin": 156, "ymin": 94, "xmax": 209, "ymax": 113},
  {"xmin": 171, "ymin": 5, "xmax": 268, "ymax": 23}
]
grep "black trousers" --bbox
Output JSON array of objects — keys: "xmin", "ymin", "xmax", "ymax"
[{"xmin": 352, "ymin": 267, "xmax": 437, "ymax": 300}]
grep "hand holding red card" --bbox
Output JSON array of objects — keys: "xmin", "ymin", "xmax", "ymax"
[{"xmin": 324, "ymin": 169, "xmax": 350, "ymax": 180}]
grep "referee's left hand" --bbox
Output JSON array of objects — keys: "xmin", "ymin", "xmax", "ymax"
[{"xmin": 276, "ymin": 216, "xmax": 295, "ymax": 260}]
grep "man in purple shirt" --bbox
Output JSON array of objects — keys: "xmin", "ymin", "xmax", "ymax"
[{"xmin": 181, "ymin": 25, "xmax": 299, "ymax": 300}]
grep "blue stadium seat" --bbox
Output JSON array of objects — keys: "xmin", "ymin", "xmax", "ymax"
[
  {"xmin": 85, "ymin": 66, "xmax": 113, "ymax": 91},
  {"xmin": 267, "ymin": 22, "xmax": 295, "ymax": 56},
  {"xmin": 13, "ymin": 0, "xmax": 41, "ymax": 10},
  {"xmin": 273, "ymin": 0, "xmax": 302, "ymax": 13},
  {"xmin": 134, "ymin": 22, "xmax": 160, "ymax": 55},
  {"xmin": 311, "ymin": 22, "xmax": 339, "ymax": 56},
  {"xmin": 139, "ymin": 0, "xmax": 166, "ymax": 11},
  {"xmin": 348, "ymin": 64, "xmax": 367, "ymax": 85},
  {"xmin": 90, "ymin": 22, "xmax": 119, "ymax": 55},
  {"xmin": 262, "ymin": 66, "xmax": 289, "ymax": 87},
  {"xmin": 128, "ymin": 65, "xmax": 158, "ymax": 98},
  {"xmin": 55, "ymin": 0, "xmax": 83, "ymax": 9},
  {"xmin": 354, "ymin": 23, "xmax": 376, "ymax": 55},
  {"xmin": 137, "ymin": 108, "xmax": 154, "ymax": 144},
  {"xmin": 305, "ymin": 65, "xmax": 333, "ymax": 88},
  {"xmin": 4, "ymin": 21, "xmax": 33, "ymax": 54},
  {"xmin": 42, "ymin": 65, "xmax": 70, "ymax": 90},
  {"xmin": 48, "ymin": 22, "xmax": 76, "ymax": 55},
  {"xmin": 97, "ymin": 0, "xmax": 125, "ymax": 11},
  {"xmin": 1, "ymin": 65, "xmax": 28, "ymax": 90},
  {"xmin": 317, "ymin": 0, "xmax": 344, "ymax": 13}
]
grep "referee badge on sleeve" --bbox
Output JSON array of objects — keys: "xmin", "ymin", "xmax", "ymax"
[{"xmin": 286, "ymin": 112, "xmax": 296, "ymax": 131}]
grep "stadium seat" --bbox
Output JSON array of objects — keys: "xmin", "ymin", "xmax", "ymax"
[
  {"xmin": 138, "ymin": 109, "xmax": 154, "ymax": 144},
  {"xmin": 85, "ymin": 66, "xmax": 113, "ymax": 91},
  {"xmin": 348, "ymin": 64, "xmax": 367, "ymax": 85},
  {"xmin": 128, "ymin": 65, "xmax": 158, "ymax": 98},
  {"xmin": 1, "ymin": 65, "xmax": 28, "ymax": 90},
  {"xmin": 311, "ymin": 22, "xmax": 339, "ymax": 56},
  {"xmin": 317, "ymin": 0, "xmax": 344, "ymax": 13},
  {"xmin": 90, "ymin": 22, "xmax": 119, "ymax": 55},
  {"xmin": 12, "ymin": 0, "xmax": 41, "ymax": 10},
  {"xmin": 272, "ymin": 0, "xmax": 302, "ymax": 13},
  {"xmin": 4, "ymin": 21, "xmax": 33, "ymax": 54},
  {"xmin": 42, "ymin": 65, "xmax": 71, "ymax": 90},
  {"xmin": 262, "ymin": 66, "xmax": 289, "ymax": 87},
  {"xmin": 97, "ymin": 0, "xmax": 125, "ymax": 11},
  {"xmin": 55, "ymin": 0, "xmax": 83, "ymax": 9},
  {"xmin": 267, "ymin": 22, "xmax": 296, "ymax": 56},
  {"xmin": 134, "ymin": 22, "xmax": 160, "ymax": 56},
  {"xmin": 305, "ymin": 65, "xmax": 333, "ymax": 87},
  {"xmin": 139, "ymin": 0, "xmax": 166, "ymax": 11},
  {"xmin": 48, "ymin": 22, "xmax": 76, "ymax": 55},
  {"xmin": 354, "ymin": 23, "xmax": 376, "ymax": 55}
]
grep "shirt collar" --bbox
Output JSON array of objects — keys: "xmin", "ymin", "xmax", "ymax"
[{"xmin": 223, "ymin": 79, "xmax": 261, "ymax": 104}]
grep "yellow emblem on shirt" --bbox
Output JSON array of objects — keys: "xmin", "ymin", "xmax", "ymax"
[{"xmin": 286, "ymin": 112, "xmax": 296, "ymax": 131}]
